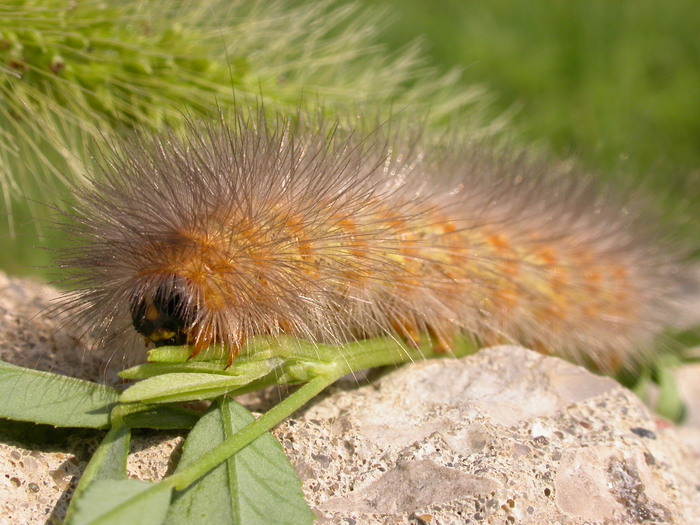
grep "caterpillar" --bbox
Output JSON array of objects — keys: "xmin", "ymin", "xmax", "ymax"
[{"xmin": 58, "ymin": 110, "xmax": 689, "ymax": 372}]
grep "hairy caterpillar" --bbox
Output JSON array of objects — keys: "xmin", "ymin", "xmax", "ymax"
[{"xmin": 58, "ymin": 110, "xmax": 688, "ymax": 371}]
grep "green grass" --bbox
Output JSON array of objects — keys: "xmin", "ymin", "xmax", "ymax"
[
  {"xmin": 365, "ymin": 0, "xmax": 700, "ymax": 169},
  {"xmin": 360, "ymin": 0, "xmax": 700, "ymax": 242}
]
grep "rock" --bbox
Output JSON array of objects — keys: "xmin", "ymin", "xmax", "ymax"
[
  {"xmin": 277, "ymin": 347, "xmax": 700, "ymax": 524},
  {"xmin": 1, "ymin": 272, "xmax": 700, "ymax": 524},
  {"xmin": 0, "ymin": 272, "xmax": 112, "ymax": 383},
  {"xmin": 0, "ymin": 427, "xmax": 183, "ymax": 524}
]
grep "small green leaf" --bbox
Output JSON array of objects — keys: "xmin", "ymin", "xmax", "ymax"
[
  {"xmin": 65, "ymin": 423, "xmax": 131, "ymax": 523},
  {"xmin": 0, "ymin": 360, "xmax": 118, "ymax": 428},
  {"xmin": 66, "ymin": 479, "xmax": 171, "ymax": 525},
  {"xmin": 654, "ymin": 365, "xmax": 686, "ymax": 423},
  {"xmin": 166, "ymin": 397, "xmax": 314, "ymax": 525},
  {"xmin": 146, "ymin": 346, "xmax": 197, "ymax": 363},
  {"xmin": 119, "ymin": 361, "xmax": 229, "ymax": 380},
  {"xmin": 119, "ymin": 357, "xmax": 284, "ymax": 381},
  {"xmin": 121, "ymin": 404, "xmax": 201, "ymax": 430},
  {"xmin": 119, "ymin": 373, "xmax": 255, "ymax": 404},
  {"xmin": 81, "ymin": 423, "xmax": 131, "ymax": 481},
  {"xmin": 146, "ymin": 345, "xmax": 228, "ymax": 363}
]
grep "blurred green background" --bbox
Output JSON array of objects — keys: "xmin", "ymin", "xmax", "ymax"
[
  {"xmin": 2, "ymin": 0, "xmax": 699, "ymax": 277},
  {"xmin": 361, "ymin": 0, "xmax": 700, "ymax": 236},
  {"xmin": 363, "ymin": 0, "xmax": 700, "ymax": 175}
]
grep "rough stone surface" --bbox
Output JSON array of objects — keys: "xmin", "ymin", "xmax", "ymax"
[
  {"xmin": 1, "ymin": 272, "xmax": 700, "ymax": 524},
  {"xmin": 276, "ymin": 347, "xmax": 700, "ymax": 524},
  {"xmin": 0, "ymin": 272, "xmax": 115, "ymax": 383}
]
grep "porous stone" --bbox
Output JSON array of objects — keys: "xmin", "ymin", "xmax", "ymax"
[
  {"xmin": 0, "ymin": 272, "xmax": 114, "ymax": 383},
  {"xmin": 277, "ymin": 346, "xmax": 700, "ymax": 524}
]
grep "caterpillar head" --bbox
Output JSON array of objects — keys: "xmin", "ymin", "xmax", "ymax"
[{"xmin": 129, "ymin": 277, "xmax": 196, "ymax": 348}]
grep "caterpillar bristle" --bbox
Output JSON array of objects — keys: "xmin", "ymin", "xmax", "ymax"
[{"xmin": 58, "ymin": 109, "xmax": 689, "ymax": 372}]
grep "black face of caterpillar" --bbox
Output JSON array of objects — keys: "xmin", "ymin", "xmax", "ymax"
[{"xmin": 130, "ymin": 283, "xmax": 195, "ymax": 348}]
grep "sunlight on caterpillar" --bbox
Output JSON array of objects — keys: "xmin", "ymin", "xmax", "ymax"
[{"xmin": 58, "ymin": 110, "xmax": 689, "ymax": 374}]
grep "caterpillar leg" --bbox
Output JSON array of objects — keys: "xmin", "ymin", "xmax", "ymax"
[
  {"xmin": 426, "ymin": 324, "xmax": 452, "ymax": 354},
  {"xmin": 391, "ymin": 315, "xmax": 455, "ymax": 355},
  {"xmin": 189, "ymin": 328, "xmax": 241, "ymax": 367},
  {"xmin": 391, "ymin": 316, "xmax": 422, "ymax": 349}
]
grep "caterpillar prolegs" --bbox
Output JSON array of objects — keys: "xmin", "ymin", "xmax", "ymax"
[{"xmin": 59, "ymin": 111, "xmax": 688, "ymax": 371}]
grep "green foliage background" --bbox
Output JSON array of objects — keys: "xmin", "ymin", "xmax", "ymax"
[{"xmin": 360, "ymin": 0, "xmax": 700, "ymax": 243}]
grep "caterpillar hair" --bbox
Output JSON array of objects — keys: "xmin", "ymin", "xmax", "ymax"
[{"xmin": 58, "ymin": 109, "xmax": 690, "ymax": 372}]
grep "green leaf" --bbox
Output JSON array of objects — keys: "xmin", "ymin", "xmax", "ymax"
[
  {"xmin": 119, "ymin": 373, "xmax": 261, "ymax": 404},
  {"xmin": 81, "ymin": 423, "xmax": 131, "ymax": 481},
  {"xmin": 119, "ymin": 357, "xmax": 284, "ymax": 381},
  {"xmin": 120, "ymin": 404, "xmax": 201, "ymax": 430},
  {"xmin": 146, "ymin": 345, "xmax": 228, "ymax": 363},
  {"xmin": 119, "ymin": 361, "xmax": 229, "ymax": 380},
  {"xmin": 166, "ymin": 397, "xmax": 314, "ymax": 525},
  {"xmin": 0, "ymin": 360, "xmax": 118, "ymax": 428},
  {"xmin": 64, "ymin": 423, "xmax": 131, "ymax": 523},
  {"xmin": 654, "ymin": 365, "xmax": 686, "ymax": 423},
  {"xmin": 66, "ymin": 479, "xmax": 171, "ymax": 525}
]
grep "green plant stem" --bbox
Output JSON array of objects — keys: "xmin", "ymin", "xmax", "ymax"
[
  {"xmin": 318, "ymin": 336, "xmax": 477, "ymax": 376},
  {"xmin": 165, "ymin": 370, "xmax": 342, "ymax": 492},
  {"xmin": 161, "ymin": 337, "xmax": 477, "ymax": 491},
  {"xmin": 109, "ymin": 335, "xmax": 478, "ymax": 502}
]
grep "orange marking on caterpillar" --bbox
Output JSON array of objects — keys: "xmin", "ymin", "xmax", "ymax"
[
  {"xmin": 427, "ymin": 324, "xmax": 452, "ymax": 354},
  {"xmin": 285, "ymin": 215, "xmax": 315, "ymax": 259},
  {"xmin": 442, "ymin": 221, "xmax": 457, "ymax": 235},
  {"xmin": 487, "ymin": 233, "xmax": 509, "ymax": 251},
  {"xmin": 400, "ymin": 240, "xmax": 420, "ymax": 259},
  {"xmin": 535, "ymin": 303, "xmax": 569, "ymax": 326},
  {"xmin": 492, "ymin": 288, "xmax": 520, "ymax": 311}
]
